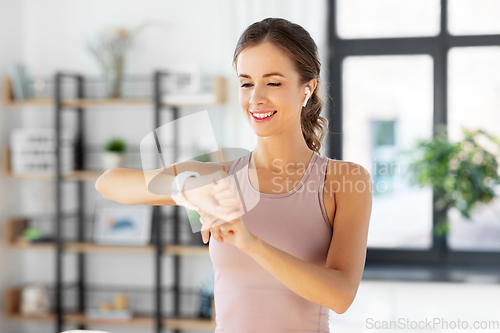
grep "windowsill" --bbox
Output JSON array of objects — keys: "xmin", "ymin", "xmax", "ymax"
[{"xmin": 362, "ymin": 263, "xmax": 500, "ymax": 284}]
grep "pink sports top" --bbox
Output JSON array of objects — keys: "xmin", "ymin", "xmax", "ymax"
[{"xmin": 209, "ymin": 151, "xmax": 333, "ymax": 332}]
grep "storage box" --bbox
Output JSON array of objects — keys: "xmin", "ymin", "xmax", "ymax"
[{"xmin": 10, "ymin": 129, "xmax": 76, "ymax": 174}]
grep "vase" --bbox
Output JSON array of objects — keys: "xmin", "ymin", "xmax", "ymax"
[
  {"xmin": 103, "ymin": 55, "xmax": 124, "ymax": 98},
  {"xmin": 101, "ymin": 152, "xmax": 125, "ymax": 169}
]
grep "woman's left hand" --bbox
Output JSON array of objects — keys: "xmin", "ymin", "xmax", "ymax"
[{"xmin": 199, "ymin": 176, "xmax": 259, "ymax": 253}]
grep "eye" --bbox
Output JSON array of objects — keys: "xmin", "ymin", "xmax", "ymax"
[{"xmin": 240, "ymin": 82, "xmax": 281, "ymax": 88}]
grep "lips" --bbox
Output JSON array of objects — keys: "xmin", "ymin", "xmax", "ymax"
[
  {"xmin": 250, "ymin": 110, "xmax": 277, "ymax": 114},
  {"xmin": 250, "ymin": 110, "xmax": 277, "ymax": 122}
]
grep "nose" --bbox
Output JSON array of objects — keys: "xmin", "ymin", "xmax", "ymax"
[{"xmin": 249, "ymin": 84, "xmax": 267, "ymax": 106}]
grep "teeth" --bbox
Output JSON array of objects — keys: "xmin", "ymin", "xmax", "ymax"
[{"xmin": 253, "ymin": 111, "xmax": 275, "ymax": 119}]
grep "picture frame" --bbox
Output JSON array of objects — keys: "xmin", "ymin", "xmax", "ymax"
[
  {"xmin": 163, "ymin": 64, "xmax": 200, "ymax": 94},
  {"xmin": 93, "ymin": 200, "xmax": 153, "ymax": 246}
]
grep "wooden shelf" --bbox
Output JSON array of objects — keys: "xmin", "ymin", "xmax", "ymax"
[
  {"xmin": 7, "ymin": 242, "xmax": 209, "ymax": 256},
  {"xmin": 7, "ymin": 313, "xmax": 216, "ymax": 329},
  {"xmin": 165, "ymin": 245, "xmax": 210, "ymax": 256},
  {"xmin": 6, "ymin": 288, "xmax": 216, "ymax": 329},
  {"xmin": 2, "ymin": 76, "xmax": 226, "ymax": 109},
  {"xmin": 4, "ymin": 217, "xmax": 210, "ymax": 255}
]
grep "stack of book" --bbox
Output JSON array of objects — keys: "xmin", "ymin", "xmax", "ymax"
[{"xmin": 10, "ymin": 129, "xmax": 76, "ymax": 174}]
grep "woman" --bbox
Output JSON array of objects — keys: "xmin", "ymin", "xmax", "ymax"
[{"xmin": 96, "ymin": 17, "xmax": 372, "ymax": 333}]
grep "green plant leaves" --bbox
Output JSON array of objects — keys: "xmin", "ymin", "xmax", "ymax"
[
  {"xmin": 402, "ymin": 126, "xmax": 500, "ymax": 236},
  {"xmin": 104, "ymin": 137, "xmax": 127, "ymax": 152}
]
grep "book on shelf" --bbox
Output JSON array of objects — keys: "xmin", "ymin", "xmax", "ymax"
[{"xmin": 8, "ymin": 63, "xmax": 32, "ymax": 100}]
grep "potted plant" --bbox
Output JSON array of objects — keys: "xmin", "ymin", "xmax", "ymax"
[
  {"xmin": 87, "ymin": 27, "xmax": 133, "ymax": 98},
  {"xmin": 102, "ymin": 137, "xmax": 127, "ymax": 169},
  {"xmin": 402, "ymin": 125, "xmax": 500, "ymax": 253},
  {"xmin": 86, "ymin": 21, "xmax": 170, "ymax": 99}
]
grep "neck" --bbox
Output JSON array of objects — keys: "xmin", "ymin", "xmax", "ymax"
[{"xmin": 252, "ymin": 136, "xmax": 314, "ymax": 172}]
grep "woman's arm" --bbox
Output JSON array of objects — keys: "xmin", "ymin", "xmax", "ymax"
[
  {"xmin": 95, "ymin": 160, "xmax": 233, "ymax": 206},
  {"xmin": 95, "ymin": 167, "xmax": 174, "ymax": 206}
]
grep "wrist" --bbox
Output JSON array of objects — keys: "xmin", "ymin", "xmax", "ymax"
[
  {"xmin": 171, "ymin": 171, "xmax": 200, "ymax": 210},
  {"xmin": 182, "ymin": 176, "xmax": 197, "ymax": 202},
  {"xmin": 243, "ymin": 236, "xmax": 262, "ymax": 256}
]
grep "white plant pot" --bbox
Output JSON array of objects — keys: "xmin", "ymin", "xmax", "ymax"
[{"xmin": 101, "ymin": 152, "xmax": 125, "ymax": 169}]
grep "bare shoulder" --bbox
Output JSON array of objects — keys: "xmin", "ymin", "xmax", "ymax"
[
  {"xmin": 325, "ymin": 159, "xmax": 372, "ymax": 188},
  {"xmin": 322, "ymin": 159, "xmax": 372, "ymax": 226}
]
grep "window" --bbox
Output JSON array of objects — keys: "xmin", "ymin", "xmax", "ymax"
[
  {"xmin": 343, "ymin": 55, "xmax": 434, "ymax": 249},
  {"xmin": 328, "ymin": 0, "xmax": 500, "ymax": 265},
  {"xmin": 447, "ymin": 46, "xmax": 500, "ymax": 251},
  {"xmin": 448, "ymin": 0, "xmax": 500, "ymax": 35},
  {"xmin": 336, "ymin": 0, "xmax": 440, "ymax": 39}
]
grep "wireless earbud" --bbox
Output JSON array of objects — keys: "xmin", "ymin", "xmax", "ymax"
[{"xmin": 303, "ymin": 87, "xmax": 311, "ymax": 107}]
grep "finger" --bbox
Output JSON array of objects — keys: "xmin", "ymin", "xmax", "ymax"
[
  {"xmin": 200, "ymin": 215, "xmax": 214, "ymax": 243},
  {"xmin": 216, "ymin": 205, "xmax": 243, "ymax": 214},
  {"xmin": 220, "ymin": 221, "xmax": 237, "ymax": 239},
  {"xmin": 212, "ymin": 188, "xmax": 235, "ymax": 200},
  {"xmin": 227, "ymin": 210, "xmax": 244, "ymax": 221},
  {"xmin": 213, "ymin": 175, "xmax": 239, "ymax": 195},
  {"xmin": 217, "ymin": 197, "xmax": 242, "ymax": 207},
  {"xmin": 212, "ymin": 179, "xmax": 229, "ymax": 192},
  {"xmin": 213, "ymin": 211, "xmax": 239, "ymax": 223},
  {"xmin": 217, "ymin": 206, "xmax": 245, "ymax": 221},
  {"xmin": 213, "ymin": 182, "xmax": 242, "ymax": 203},
  {"xmin": 219, "ymin": 219, "xmax": 235, "ymax": 232},
  {"xmin": 213, "ymin": 189, "xmax": 243, "ymax": 209},
  {"xmin": 197, "ymin": 211, "xmax": 207, "ymax": 224},
  {"xmin": 201, "ymin": 229, "xmax": 210, "ymax": 244},
  {"xmin": 211, "ymin": 227, "xmax": 224, "ymax": 244},
  {"xmin": 199, "ymin": 215, "xmax": 210, "ymax": 241},
  {"xmin": 200, "ymin": 214, "xmax": 217, "ymax": 231},
  {"xmin": 212, "ymin": 219, "xmax": 227, "ymax": 228}
]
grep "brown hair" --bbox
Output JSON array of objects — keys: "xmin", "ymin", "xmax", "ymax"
[{"xmin": 232, "ymin": 17, "xmax": 329, "ymax": 155}]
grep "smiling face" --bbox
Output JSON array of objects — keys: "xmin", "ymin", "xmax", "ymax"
[{"xmin": 237, "ymin": 42, "xmax": 307, "ymax": 138}]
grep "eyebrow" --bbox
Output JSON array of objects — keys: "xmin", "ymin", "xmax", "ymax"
[{"xmin": 238, "ymin": 72, "xmax": 285, "ymax": 79}]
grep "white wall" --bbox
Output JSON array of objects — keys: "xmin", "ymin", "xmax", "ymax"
[
  {"xmin": 3, "ymin": 1, "xmax": 328, "ymax": 332},
  {"xmin": 0, "ymin": 0, "xmax": 26, "ymax": 332},
  {"xmin": 19, "ymin": 0, "xmax": 328, "ymax": 154}
]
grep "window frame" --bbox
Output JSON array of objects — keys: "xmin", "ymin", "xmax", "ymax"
[{"xmin": 327, "ymin": 0, "xmax": 500, "ymax": 266}]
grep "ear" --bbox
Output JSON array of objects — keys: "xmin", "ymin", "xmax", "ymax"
[
  {"xmin": 302, "ymin": 79, "xmax": 318, "ymax": 107},
  {"xmin": 306, "ymin": 78, "xmax": 317, "ymax": 95}
]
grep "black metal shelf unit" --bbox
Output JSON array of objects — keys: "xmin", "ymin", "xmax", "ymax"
[{"xmin": 53, "ymin": 71, "xmax": 186, "ymax": 333}]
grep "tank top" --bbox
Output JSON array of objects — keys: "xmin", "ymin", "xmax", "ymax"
[{"xmin": 209, "ymin": 150, "xmax": 333, "ymax": 332}]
